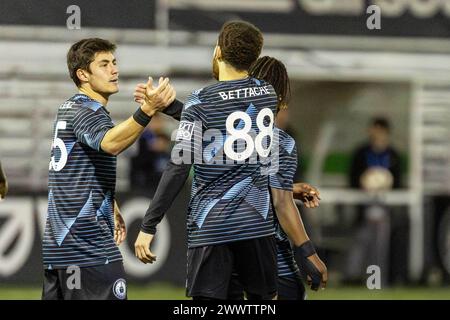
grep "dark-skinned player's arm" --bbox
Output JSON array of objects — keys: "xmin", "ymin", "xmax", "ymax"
[
  {"xmin": 269, "ymin": 129, "xmax": 327, "ymax": 290},
  {"xmin": 271, "ymin": 188, "xmax": 328, "ymax": 291}
]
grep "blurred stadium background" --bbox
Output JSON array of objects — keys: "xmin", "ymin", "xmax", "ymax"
[{"xmin": 0, "ymin": 0, "xmax": 449, "ymax": 299}]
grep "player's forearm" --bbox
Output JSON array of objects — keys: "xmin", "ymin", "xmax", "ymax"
[
  {"xmin": 271, "ymin": 188, "xmax": 310, "ymax": 247},
  {"xmin": 141, "ymin": 160, "xmax": 191, "ymax": 234},
  {"xmin": 101, "ymin": 116, "xmax": 147, "ymax": 155}
]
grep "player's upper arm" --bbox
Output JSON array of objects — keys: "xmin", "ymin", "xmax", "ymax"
[{"xmin": 72, "ymin": 106, "xmax": 114, "ymax": 152}]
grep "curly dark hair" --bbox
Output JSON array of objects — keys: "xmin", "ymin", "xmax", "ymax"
[
  {"xmin": 67, "ymin": 38, "xmax": 116, "ymax": 87},
  {"xmin": 218, "ymin": 20, "xmax": 263, "ymax": 71},
  {"xmin": 249, "ymin": 56, "xmax": 291, "ymax": 110}
]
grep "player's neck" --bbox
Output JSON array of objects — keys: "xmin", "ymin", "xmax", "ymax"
[
  {"xmin": 78, "ymin": 86, "xmax": 109, "ymax": 106},
  {"xmin": 218, "ymin": 63, "xmax": 248, "ymax": 81}
]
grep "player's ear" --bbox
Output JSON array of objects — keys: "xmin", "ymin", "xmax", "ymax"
[
  {"xmin": 216, "ymin": 46, "xmax": 223, "ymax": 61},
  {"xmin": 76, "ymin": 68, "xmax": 89, "ymax": 84}
]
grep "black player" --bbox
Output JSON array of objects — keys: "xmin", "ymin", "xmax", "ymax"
[{"xmin": 228, "ymin": 56, "xmax": 327, "ymax": 300}]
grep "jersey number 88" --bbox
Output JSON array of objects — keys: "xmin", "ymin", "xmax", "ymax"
[{"xmin": 224, "ymin": 108, "xmax": 274, "ymax": 161}]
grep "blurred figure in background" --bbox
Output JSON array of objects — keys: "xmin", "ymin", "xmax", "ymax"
[
  {"xmin": 344, "ymin": 117, "xmax": 402, "ymax": 286},
  {"xmin": 349, "ymin": 117, "xmax": 401, "ymax": 191},
  {"xmin": 0, "ymin": 160, "xmax": 8, "ymax": 199},
  {"xmin": 129, "ymin": 114, "xmax": 172, "ymax": 196}
]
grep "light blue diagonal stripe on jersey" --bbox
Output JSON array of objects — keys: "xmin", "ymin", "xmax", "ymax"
[
  {"xmin": 184, "ymin": 92, "xmax": 202, "ymax": 110},
  {"xmin": 245, "ymin": 185, "xmax": 270, "ymax": 220},
  {"xmin": 191, "ymin": 180, "xmax": 198, "ymax": 196},
  {"xmin": 78, "ymin": 191, "xmax": 93, "ymax": 219},
  {"xmin": 83, "ymin": 131, "xmax": 102, "ymax": 150},
  {"xmin": 84, "ymin": 101, "xmax": 103, "ymax": 112},
  {"xmin": 269, "ymin": 174, "xmax": 283, "ymax": 189},
  {"xmin": 96, "ymin": 191, "xmax": 114, "ymax": 231},
  {"xmin": 221, "ymin": 176, "xmax": 252, "ymax": 200},
  {"xmin": 203, "ymin": 146, "xmax": 218, "ymax": 163},
  {"xmin": 48, "ymin": 190, "xmax": 77, "ymax": 246},
  {"xmin": 281, "ymin": 135, "xmax": 295, "ymax": 155},
  {"xmin": 66, "ymin": 141, "xmax": 76, "ymax": 156},
  {"xmin": 195, "ymin": 198, "xmax": 220, "ymax": 228},
  {"xmin": 236, "ymin": 103, "xmax": 258, "ymax": 130},
  {"xmin": 193, "ymin": 176, "xmax": 262, "ymax": 228},
  {"xmin": 203, "ymin": 133, "xmax": 224, "ymax": 163}
]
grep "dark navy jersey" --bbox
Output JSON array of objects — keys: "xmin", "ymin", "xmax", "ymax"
[
  {"xmin": 42, "ymin": 94, "xmax": 122, "ymax": 269},
  {"xmin": 269, "ymin": 128, "xmax": 300, "ymax": 277},
  {"xmin": 174, "ymin": 77, "xmax": 279, "ymax": 248}
]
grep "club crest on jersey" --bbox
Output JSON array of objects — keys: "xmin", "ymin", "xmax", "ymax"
[
  {"xmin": 113, "ymin": 278, "xmax": 127, "ymax": 300},
  {"xmin": 59, "ymin": 101, "xmax": 75, "ymax": 109},
  {"xmin": 176, "ymin": 121, "xmax": 195, "ymax": 141}
]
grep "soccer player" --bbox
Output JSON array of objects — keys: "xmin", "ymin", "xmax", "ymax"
[
  {"xmin": 0, "ymin": 160, "xmax": 7, "ymax": 199},
  {"xmin": 135, "ymin": 20, "xmax": 326, "ymax": 300},
  {"xmin": 134, "ymin": 21, "xmax": 280, "ymax": 300},
  {"xmin": 41, "ymin": 38, "xmax": 176, "ymax": 300}
]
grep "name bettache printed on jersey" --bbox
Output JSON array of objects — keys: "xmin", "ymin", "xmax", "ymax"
[{"xmin": 218, "ymin": 85, "xmax": 272, "ymax": 100}]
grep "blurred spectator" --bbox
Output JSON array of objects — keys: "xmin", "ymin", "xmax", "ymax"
[
  {"xmin": 129, "ymin": 115, "xmax": 172, "ymax": 196},
  {"xmin": 0, "ymin": 160, "xmax": 7, "ymax": 199},
  {"xmin": 349, "ymin": 117, "xmax": 401, "ymax": 190},
  {"xmin": 344, "ymin": 117, "xmax": 402, "ymax": 286}
]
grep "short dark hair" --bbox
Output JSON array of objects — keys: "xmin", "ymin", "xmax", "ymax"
[
  {"xmin": 67, "ymin": 38, "xmax": 116, "ymax": 87},
  {"xmin": 249, "ymin": 56, "xmax": 291, "ymax": 110},
  {"xmin": 218, "ymin": 20, "xmax": 263, "ymax": 71},
  {"xmin": 371, "ymin": 117, "xmax": 390, "ymax": 131}
]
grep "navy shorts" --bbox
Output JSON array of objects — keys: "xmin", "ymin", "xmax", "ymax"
[
  {"xmin": 187, "ymin": 236, "xmax": 278, "ymax": 300},
  {"xmin": 42, "ymin": 261, "xmax": 127, "ymax": 300}
]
